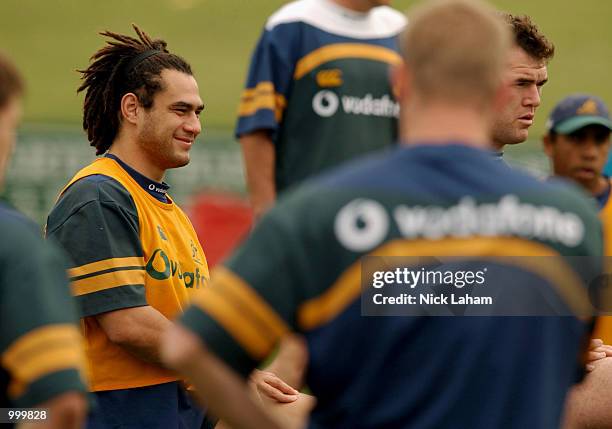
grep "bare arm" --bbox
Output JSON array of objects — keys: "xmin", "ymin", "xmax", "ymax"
[
  {"xmin": 240, "ymin": 130, "xmax": 276, "ymax": 221},
  {"xmin": 96, "ymin": 305, "xmax": 172, "ymax": 366},
  {"xmin": 162, "ymin": 323, "xmax": 306, "ymax": 429},
  {"xmin": 16, "ymin": 391, "xmax": 87, "ymax": 429},
  {"xmin": 562, "ymin": 357, "xmax": 612, "ymax": 429}
]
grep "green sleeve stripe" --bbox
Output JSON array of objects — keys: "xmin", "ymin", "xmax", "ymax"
[
  {"xmin": 76, "ymin": 284, "xmax": 147, "ymax": 318},
  {"xmin": 70, "ymin": 265, "xmax": 145, "ymax": 282},
  {"xmin": 13, "ymin": 368, "xmax": 86, "ymax": 408}
]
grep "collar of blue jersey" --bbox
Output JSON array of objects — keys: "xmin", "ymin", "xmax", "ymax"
[
  {"xmin": 491, "ymin": 151, "xmax": 504, "ymax": 160},
  {"xmin": 104, "ymin": 153, "xmax": 170, "ymax": 203},
  {"xmin": 321, "ymin": 0, "xmax": 371, "ymax": 20}
]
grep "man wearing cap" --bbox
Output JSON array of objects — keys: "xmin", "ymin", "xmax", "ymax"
[
  {"xmin": 542, "ymin": 94, "xmax": 612, "ymax": 429},
  {"xmin": 543, "ymin": 94, "xmax": 612, "ymax": 213}
]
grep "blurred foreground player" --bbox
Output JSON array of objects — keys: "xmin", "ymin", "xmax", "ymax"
[
  {"xmin": 250, "ymin": 10, "xmax": 558, "ymax": 405},
  {"xmin": 46, "ymin": 26, "xmax": 209, "ymax": 428},
  {"xmin": 0, "ymin": 53, "xmax": 87, "ymax": 428},
  {"xmin": 541, "ymin": 94, "xmax": 612, "ymax": 429},
  {"xmin": 164, "ymin": 1, "xmax": 602, "ymax": 428}
]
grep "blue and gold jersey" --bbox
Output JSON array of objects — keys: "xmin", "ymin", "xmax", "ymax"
[
  {"xmin": 182, "ymin": 144, "xmax": 602, "ymax": 429},
  {"xmin": 46, "ymin": 157, "xmax": 209, "ymax": 392},
  {"xmin": 235, "ymin": 0, "xmax": 406, "ymax": 192},
  {"xmin": 0, "ymin": 203, "xmax": 86, "ymax": 409}
]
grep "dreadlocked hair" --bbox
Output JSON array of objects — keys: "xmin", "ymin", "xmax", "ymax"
[{"xmin": 78, "ymin": 24, "xmax": 192, "ymax": 155}]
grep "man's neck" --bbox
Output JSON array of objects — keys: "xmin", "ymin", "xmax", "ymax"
[
  {"xmin": 331, "ymin": 0, "xmax": 375, "ymax": 13},
  {"xmin": 108, "ymin": 135, "xmax": 165, "ymax": 183},
  {"xmin": 400, "ymin": 103, "xmax": 492, "ymax": 149},
  {"xmin": 491, "ymin": 140, "xmax": 505, "ymax": 152}
]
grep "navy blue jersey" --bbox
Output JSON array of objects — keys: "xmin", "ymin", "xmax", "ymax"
[
  {"xmin": 182, "ymin": 144, "xmax": 602, "ymax": 428},
  {"xmin": 235, "ymin": 0, "xmax": 406, "ymax": 192}
]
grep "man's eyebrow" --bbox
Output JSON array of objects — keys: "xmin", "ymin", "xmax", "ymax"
[
  {"xmin": 171, "ymin": 101, "xmax": 205, "ymax": 111},
  {"xmin": 514, "ymin": 76, "xmax": 548, "ymax": 86}
]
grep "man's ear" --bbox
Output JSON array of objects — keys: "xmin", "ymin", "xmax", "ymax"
[
  {"xmin": 390, "ymin": 61, "xmax": 410, "ymax": 102},
  {"xmin": 120, "ymin": 93, "xmax": 140, "ymax": 125},
  {"xmin": 542, "ymin": 133, "xmax": 554, "ymax": 158}
]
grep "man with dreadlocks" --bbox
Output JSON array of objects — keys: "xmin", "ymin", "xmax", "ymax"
[{"xmin": 46, "ymin": 25, "xmax": 209, "ymax": 428}]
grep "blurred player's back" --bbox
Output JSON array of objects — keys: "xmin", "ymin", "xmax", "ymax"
[
  {"xmin": 170, "ymin": 1, "xmax": 603, "ymax": 428},
  {"xmin": 284, "ymin": 145, "xmax": 597, "ymax": 428}
]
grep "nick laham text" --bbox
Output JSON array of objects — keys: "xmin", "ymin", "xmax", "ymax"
[{"xmin": 373, "ymin": 293, "xmax": 493, "ymax": 305}]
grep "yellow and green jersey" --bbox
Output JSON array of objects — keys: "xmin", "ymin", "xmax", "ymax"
[
  {"xmin": 1, "ymin": 203, "xmax": 86, "ymax": 409},
  {"xmin": 46, "ymin": 156, "xmax": 209, "ymax": 392},
  {"xmin": 592, "ymin": 177, "xmax": 612, "ymax": 342}
]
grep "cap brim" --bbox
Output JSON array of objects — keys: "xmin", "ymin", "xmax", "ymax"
[{"xmin": 555, "ymin": 116, "xmax": 612, "ymax": 134}]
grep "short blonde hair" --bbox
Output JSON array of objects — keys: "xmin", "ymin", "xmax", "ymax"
[{"xmin": 401, "ymin": 0, "xmax": 511, "ymax": 107}]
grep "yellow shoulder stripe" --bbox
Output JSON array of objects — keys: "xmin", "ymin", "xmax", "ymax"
[
  {"xmin": 238, "ymin": 81, "xmax": 287, "ymax": 122},
  {"xmin": 192, "ymin": 267, "xmax": 290, "ymax": 359},
  {"xmin": 294, "ymin": 43, "xmax": 402, "ymax": 81},
  {"xmin": 2, "ymin": 325, "xmax": 85, "ymax": 398},
  {"xmin": 298, "ymin": 237, "xmax": 591, "ymax": 331},
  {"xmin": 71, "ymin": 268, "xmax": 145, "ymax": 296},
  {"xmin": 69, "ymin": 256, "xmax": 145, "ymax": 279}
]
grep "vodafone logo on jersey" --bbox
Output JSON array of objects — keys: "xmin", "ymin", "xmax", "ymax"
[
  {"xmin": 334, "ymin": 199, "xmax": 389, "ymax": 252},
  {"xmin": 312, "ymin": 90, "xmax": 340, "ymax": 117},
  {"xmin": 334, "ymin": 196, "xmax": 586, "ymax": 253},
  {"xmin": 312, "ymin": 90, "xmax": 400, "ymax": 118}
]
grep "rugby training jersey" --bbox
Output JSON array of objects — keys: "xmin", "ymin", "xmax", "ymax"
[
  {"xmin": 46, "ymin": 157, "xmax": 209, "ymax": 392},
  {"xmin": 181, "ymin": 144, "xmax": 602, "ymax": 429},
  {"xmin": 593, "ymin": 177, "xmax": 612, "ymax": 342},
  {"xmin": 0, "ymin": 203, "xmax": 86, "ymax": 409},
  {"xmin": 235, "ymin": 0, "xmax": 406, "ymax": 192}
]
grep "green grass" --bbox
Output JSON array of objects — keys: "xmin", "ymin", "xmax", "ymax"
[{"xmin": 1, "ymin": 0, "xmax": 612, "ymax": 139}]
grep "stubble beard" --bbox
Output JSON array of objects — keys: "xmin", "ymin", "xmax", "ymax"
[{"xmin": 138, "ymin": 120, "xmax": 190, "ymax": 172}]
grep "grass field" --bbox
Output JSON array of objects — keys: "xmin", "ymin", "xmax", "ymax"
[
  {"xmin": 1, "ymin": 0, "xmax": 610, "ymax": 222},
  {"xmin": 1, "ymin": 0, "xmax": 611, "ymax": 136}
]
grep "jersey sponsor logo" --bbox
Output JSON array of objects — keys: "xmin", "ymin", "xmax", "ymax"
[
  {"xmin": 312, "ymin": 91, "xmax": 399, "ymax": 118},
  {"xmin": 145, "ymin": 248, "xmax": 205, "ymax": 288},
  {"xmin": 335, "ymin": 195, "xmax": 585, "ymax": 252},
  {"xmin": 334, "ymin": 199, "xmax": 389, "ymax": 252},
  {"xmin": 312, "ymin": 90, "xmax": 340, "ymax": 117},
  {"xmin": 148, "ymin": 183, "xmax": 168, "ymax": 195},
  {"xmin": 316, "ymin": 69, "xmax": 343, "ymax": 87}
]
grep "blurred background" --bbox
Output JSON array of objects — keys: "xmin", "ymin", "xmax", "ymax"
[{"xmin": 1, "ymin": 0, "xmax": 611, "ymax": 233}]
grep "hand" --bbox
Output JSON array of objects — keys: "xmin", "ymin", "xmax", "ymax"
[
  {"xmin": 249, "ymin": 370, "xmax": 299, "ymax": 403},
  {"xmin": 586, "ymin": 339, "xmax": 612, "ymax": 371}
]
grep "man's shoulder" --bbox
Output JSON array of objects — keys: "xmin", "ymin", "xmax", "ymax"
[
  {"xmin": 63, "ymin": 173, "xmax": 131, "ymax": 201},
  {"xmin": 265, "ymin": 0, "xmax": 406, "ymax": 38},
  {"xmin": 276, "ymin": 145, "xmax": 601, "ymax": 237},
  {"xmin": 48, "ymin": 174, "xmax": 137, "ymax": 230},
  {"xmin": 0, "ymin": 201, "xmax": 39, "ymax": 233},
  {"xmin": 0, "ymin": 203, "xmax": 47, "ymax": 259}
]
